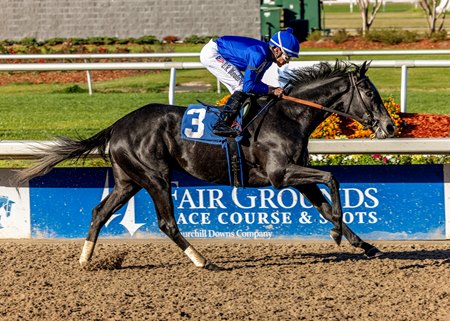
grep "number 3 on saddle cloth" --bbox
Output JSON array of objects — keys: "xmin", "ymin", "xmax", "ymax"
[{"xmin": 181, "ymin": 104, "xmax": 245, "ymax": 188}]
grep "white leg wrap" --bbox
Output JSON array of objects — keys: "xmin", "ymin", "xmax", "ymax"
[
  {"xmin": 79, "ymin": 240, "xmax": 95, "ymax": 267},
  {"xmin": 184, "ymin": 246, "xmax": 207, "ymax": 268}
]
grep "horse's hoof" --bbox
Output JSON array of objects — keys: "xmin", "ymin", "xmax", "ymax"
[
  {"xmin": 330, "ymin": 229, "xmax": 342, "ymax": 246},
  {"xmin": 365, "ymin": 246, "xmax": 383, "ymax": 258},
  {"xmin": 79, "ymin": 258, "xmax": 89, "ymax": 268},
  {"xmin": 204, "ymin": 261, "xmax": 223, "ymax": 271}
]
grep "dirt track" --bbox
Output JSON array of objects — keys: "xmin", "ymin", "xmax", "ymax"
[{"xmin": 0, "ymin": 239, "xmax": 449, "ymax": 321}]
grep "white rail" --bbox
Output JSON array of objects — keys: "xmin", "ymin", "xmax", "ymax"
[
  {"xmin": 0, "ymin": 138, "xmax": 448, "ymax": 159},
  {"xmin": 1, "ymin": 51, "xmax": 450, "ymax": 109},
  {"xmin": 1, "ymin": 50, "xmax": 449, "ymax": 60},
  {"xmin": 2, "ymin": 60, "xmax": 450, "ymax": 71},
  {"xmin": 0, "ymin": 62, "xmax": 204, "ymax": 71}
]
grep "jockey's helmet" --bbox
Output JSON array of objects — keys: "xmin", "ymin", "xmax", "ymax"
[{"xmin": 269, "ymin": 28, "xmax": 300, "ymax": 60}]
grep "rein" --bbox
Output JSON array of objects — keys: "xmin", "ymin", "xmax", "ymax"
[
  {"xmin": 280, "ymin": 95, "xmax": 359, "ymax": 120},
  {"xmin": 281, "ymin": 74, "xmax": 374, "ymax": 128}
]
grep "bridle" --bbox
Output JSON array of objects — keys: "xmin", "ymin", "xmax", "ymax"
[
  {"xmin": 239, "ymin": 71, "xmax": 385, "ymax": 138},
  {"xmin": 282, "ymin": 72, "xmax": 379, "ymax": 131}
]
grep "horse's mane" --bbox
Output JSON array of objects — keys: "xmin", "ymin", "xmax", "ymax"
[{"xmin": 281, "ymin": 60, "xmax": 357, "ymax": 88}]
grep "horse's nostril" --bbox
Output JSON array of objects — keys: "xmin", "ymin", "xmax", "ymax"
[{"xmin": 386, "ymin": 124, "xmax": 396, "ymax": 136}]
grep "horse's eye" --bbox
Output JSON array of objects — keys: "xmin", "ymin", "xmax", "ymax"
[{"xmin": 365, "ymin": 91, "xmax": 373, "ymax": 98}]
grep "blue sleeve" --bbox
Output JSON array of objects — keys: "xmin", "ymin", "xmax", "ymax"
[{"xmin": 242, "ymin": 48, "xmax": 270, "ymax": 95}]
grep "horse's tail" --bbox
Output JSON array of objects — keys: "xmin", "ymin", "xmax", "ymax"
[{"xmin": 15, "ymin": 125, "xmax": 113, "ymax": 185}]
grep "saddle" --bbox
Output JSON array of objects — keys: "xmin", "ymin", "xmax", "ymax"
[{"xmin": 181, "ymin": 100, "xmax": 254, "ymax": 187}]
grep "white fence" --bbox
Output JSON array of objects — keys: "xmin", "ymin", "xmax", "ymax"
[
  {"xmin": 1, "ymin": 138, "xmax": 449, "ymax": 159},
  {"xmin": 1, "ymin": 50, "xmax": 450, "ymax": 111}
]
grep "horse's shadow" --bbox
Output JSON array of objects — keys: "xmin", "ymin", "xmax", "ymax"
[
  {"xmin": 204, "ymin": 247, "xmax": 450, "ymax": 271},
  {"xmin": 94, "ymin": 248, "xmax": 450, "ymax": 271}
]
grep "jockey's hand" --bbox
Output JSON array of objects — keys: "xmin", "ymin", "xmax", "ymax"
[{"xmin": 270, "ymin": 87, "xmax": 284, "ymax": 98}]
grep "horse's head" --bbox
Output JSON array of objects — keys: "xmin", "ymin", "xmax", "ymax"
[
  {"xmin": 282, "ymin": 61, "xmax": 396, "ymax": 139},
  {"xmin": 344, "ymin": 61, "xmax": 396, "ymax": 138}
]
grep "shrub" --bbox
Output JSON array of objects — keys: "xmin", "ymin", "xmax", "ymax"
[
  {"xmin": 85, "ymin": 36, "xmax": 117, "ymax": 45},
  {"xmin": 45, "ymin": 38, "xmax": 66, "ymax": 46},
  {"xmin": 306, "ymin": 30, "xmax": 323, "ymax": 42},
  {"xmin": 365, "ymin": 29, "xmax": 421, "ymax": 45},
  {"xmin": 102, "ymin": 37, "xmax": 118, "ymax": 45},
  {"xmin": 429, "ymin": 29, "xmax": 447, "ymax": 42},
  {"xmin": 19, "ymin": 37, "xmax": 38, "ymax": 46},
  {"xmin": 70, "ymin": 38, "xmax": 89, "ymax": 45},
  {"xmin": 116, "ymin": 38, "xmax": 135, "ymax": 45},
  {"xmin": 184, "ymin": 35, "xmax": 214, "ymax": 44},
  {"xmin": 0, "ymin": 44, "xmax": 8, "ymax": 54},
  {"xmin": 331, "ymin": 29, "xmax": 350, "ymax": 44},
  {"xmin": 135, "ymin": 35, "xmax": 160, "ymax": 45},
  {"xmin": 60, "ymin": 85, "xmax": 87, "ymax": 93},
  {"xmin": 0, "ymin": 39, "xmax": 17, "ymax": 46}
]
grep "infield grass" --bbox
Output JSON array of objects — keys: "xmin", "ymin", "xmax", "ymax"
[
  {"xmin": 322, "ymin": 3, "xmax": 430, "ymax": 32},
  {"xmin": 1, "ymin": 32, "xmax": 449, "ymax": 142},
  {"xmin": 0, "ymin": 66, "xmax": 449, "ymax": 141}
]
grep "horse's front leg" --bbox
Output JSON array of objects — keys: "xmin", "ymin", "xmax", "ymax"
[
  {"xmin": 268, "ymin": 164, "xmax": 343, "ymax": 243},
  {"xmin": 144, "ymin": 178, "xmax": 222, "ymax": 271},
  {"xmin": 297, "ymin": 183, "xmax": 382, "ymax": 257}
]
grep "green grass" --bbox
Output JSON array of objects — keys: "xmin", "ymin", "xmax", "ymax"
[
  {"xmin": 322, "ymin": 3, "xmax": 431, "ymax": 32},
  {"xmin": 0, "ymin": 64, "xmax": 449, "ymax": 140},
  {"xmin": 0, "ymin": 91, "xmax": 226, "ymax": 139},
  {"xmin": 0, "ymin": 38, "xmax": 449, "ymax": 141}
]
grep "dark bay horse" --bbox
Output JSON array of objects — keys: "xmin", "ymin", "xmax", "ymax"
[{"xmin": 16, "ymin": 61, "xmax": 395, "ymax": 270}]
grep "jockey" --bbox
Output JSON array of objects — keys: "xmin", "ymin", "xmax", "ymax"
[{"xmin": 200, "ymin": 28, "xmax": 300, "ymax": 137}]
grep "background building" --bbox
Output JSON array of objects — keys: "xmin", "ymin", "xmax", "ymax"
[{"xmin": 0, "ymin": 0, "xmax": 261, "ymax": 40}]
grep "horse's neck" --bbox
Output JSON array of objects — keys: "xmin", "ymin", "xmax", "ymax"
[{"xmin": 280, "ymin": 77, "xmax": 348, "ymax": 134}]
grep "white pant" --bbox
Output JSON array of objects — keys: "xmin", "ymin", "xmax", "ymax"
[{"xmin": 200, "ymin": 39, "xmax": 243, "ymax": 94}]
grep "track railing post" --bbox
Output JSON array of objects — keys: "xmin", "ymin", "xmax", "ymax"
[
  {"xmin": 84, "ymin": 59, "xmax": 93, "ymax": 95},
  {"xmin": 169, "ymin": 67, "xmax": 176, "ymax": 105},
  {"xmin": 400, "ymin": 65, "xmax": 408, "ymax": 113}
]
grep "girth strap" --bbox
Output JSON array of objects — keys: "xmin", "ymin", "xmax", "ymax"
[{"xmin": 225, "ymin": 137, "xmax": 244, "ymax": 188}]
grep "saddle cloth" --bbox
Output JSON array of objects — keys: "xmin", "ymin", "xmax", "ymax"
[
  {"xmin": 181, "ymin": 104, "xmax": 245, "ymax": 187},
  {"xmin": 181, "ymin": 104, "xmax": 242, "ymax": 145}
]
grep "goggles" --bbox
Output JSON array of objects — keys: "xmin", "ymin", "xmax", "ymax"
[{"xmin": 281, "ymin": 51, "xmax": 291, "ymax": 62}]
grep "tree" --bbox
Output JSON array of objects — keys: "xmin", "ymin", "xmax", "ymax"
[
  {"xmin": 356, "ymin": 0, "xmax": 382, "ymax": 36},
  {"xmin": 418, "ymin": 0, "xmax": 448, "ymax": 34}
]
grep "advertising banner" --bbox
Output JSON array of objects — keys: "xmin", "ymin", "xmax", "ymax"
[
  {"xmin": 0, "ymin": 169, "xmax": 30, "ymax": 238},
  {"xmin": 3, "ymin": 164, "xmax": 443, "ymax": 240}
]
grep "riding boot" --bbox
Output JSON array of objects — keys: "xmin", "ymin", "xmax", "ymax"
[{"xmin": 213, "ymin": 91, "xmax": 247, "ymax": 137}]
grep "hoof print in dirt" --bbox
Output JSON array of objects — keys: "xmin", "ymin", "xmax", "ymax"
[{"xmin": 204, "ymin": 261, "xmax": 223, "ymax": 271}]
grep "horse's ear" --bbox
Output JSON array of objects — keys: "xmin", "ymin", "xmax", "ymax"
[{"xmin": 360, "ymin": 61, "xmax": 372, "ymax": 77}]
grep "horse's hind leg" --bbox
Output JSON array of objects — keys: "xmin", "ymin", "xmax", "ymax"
[
  {"xmin": 79, "ymin": 170, "xmax": 141, "ymax": 267},
  {"xmin": 297, "ymin": 184, "xmax": 382, "ymax": 258}
]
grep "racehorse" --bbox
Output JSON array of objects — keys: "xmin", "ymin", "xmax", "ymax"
[{"xmin": 16, "ymin": 61, "xmax": 396, "ymax": 270}]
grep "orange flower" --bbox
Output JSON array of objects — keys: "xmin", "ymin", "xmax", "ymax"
[
  {"xmin": 311, "ymin": 97, "xmax": 403, "ymax": 139},
  {"xmin": 216, "ymin": 94, "xmax": 231, "ymax": 106}
]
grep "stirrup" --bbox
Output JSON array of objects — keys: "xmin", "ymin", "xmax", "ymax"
[{"xmin": 213, "ymin": 124, "xmax": 239, "ymax": 137}]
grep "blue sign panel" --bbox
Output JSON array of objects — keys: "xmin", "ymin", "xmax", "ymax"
[{"xmin": 29, "ymin": 165, "xmax": 447, "ymax": 240}]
